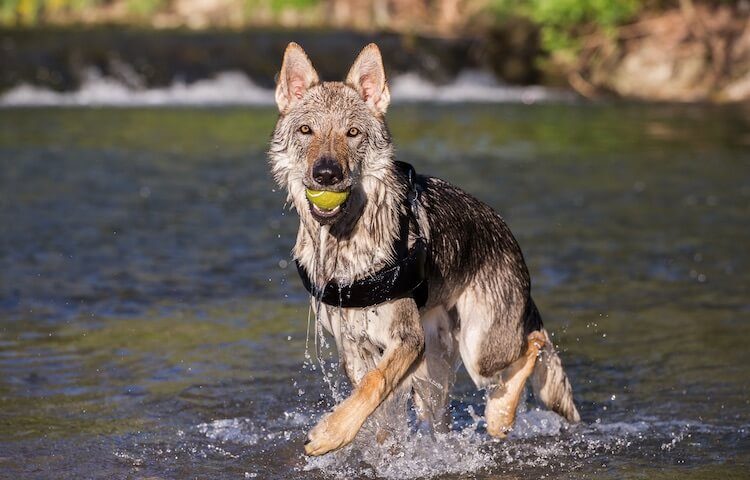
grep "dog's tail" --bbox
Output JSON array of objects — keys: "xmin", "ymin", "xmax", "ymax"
[{"xmin": 530, "ymin": 328, "xmax": 581, "ymax": 423}]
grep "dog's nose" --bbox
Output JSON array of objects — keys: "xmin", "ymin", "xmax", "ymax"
[{"xmin": 312, "ymin": 157, "xmax": 344, "ymax": 186}]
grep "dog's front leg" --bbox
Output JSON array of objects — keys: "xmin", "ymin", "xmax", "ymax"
[{"xmin": 305, "ymin": 299, "xmax": 424, "ymax": 456}]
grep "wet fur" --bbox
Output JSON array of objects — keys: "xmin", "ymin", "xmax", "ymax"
[{"xmin": 268, "ymin": 43, "xmax": 580, "ymax": 456}]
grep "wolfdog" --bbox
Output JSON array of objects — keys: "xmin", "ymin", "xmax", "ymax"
[{"xmin": 268, "ymin": 42, "xmax": 580, "ymax": 456}]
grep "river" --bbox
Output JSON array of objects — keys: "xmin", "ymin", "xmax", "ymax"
[{"xmin": 1, "ymin": 103, "xmax": 748, "ymax": 479}]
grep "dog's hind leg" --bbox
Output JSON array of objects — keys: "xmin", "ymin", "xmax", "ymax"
[
  {"xmin": 485, "ymin": 331, "xmax": 544, "ymax": 437},
  {"xmin": 456, "ymin": 286, "xmax": 543, "ymax": 438},
  {"xmin": 304, "ymin": 298, "xmax": 424, "ymax": 456}
]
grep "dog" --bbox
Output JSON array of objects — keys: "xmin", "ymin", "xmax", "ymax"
[{"xmin": 268, "ymin": 42, "xmax": 580, "ymax": 456}]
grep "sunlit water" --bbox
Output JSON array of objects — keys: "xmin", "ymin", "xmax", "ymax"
[{"xmin": 1, "ymin": 104, "xmax": 749, "ymax": 479}]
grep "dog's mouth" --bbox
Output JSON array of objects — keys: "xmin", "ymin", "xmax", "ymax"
[{"xmin": 306, "ymin": 188, "xmax": 351, "ymax": 223}]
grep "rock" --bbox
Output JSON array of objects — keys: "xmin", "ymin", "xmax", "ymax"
[
  {"xmin": 582, "ymin": 6, "xmax": 750, "ymax": 102},
  {"xmin": 723, "ymin": 72, "xmax": 750, "ymax": 101}
]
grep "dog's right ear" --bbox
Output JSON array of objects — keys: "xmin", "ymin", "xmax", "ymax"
[
  {"xmin": 275, "ymin": 42, "xmax": 319, "ymax": 114},
  {"xmin": 346, "ymin": 43, "xmax": 390, "ymax": 115}
]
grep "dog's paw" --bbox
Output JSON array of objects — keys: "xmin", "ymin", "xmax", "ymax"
[
  {"xmin": 485, "ymin": 398, "xmax": 514, "ymax": 439},
  {"xmin": 527, "ymin": 331, "xmax": 546, "ymax": 353},
  {"xmin": 486, "ymin": 425, "xmax": 511, "ymax": 439},
  {"xmin": 304, "ymin": 410, "xmax": 360, "ymax": 456}
]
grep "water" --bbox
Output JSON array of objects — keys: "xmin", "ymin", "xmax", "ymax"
[{"xmin": 1, "ymin": 104, "xmax": 749, "ymax": 479}]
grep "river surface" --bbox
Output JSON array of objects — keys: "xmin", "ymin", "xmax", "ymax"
[{"xmin": 1, "ymin": 104, "xmax": 749, "ymax": 479}]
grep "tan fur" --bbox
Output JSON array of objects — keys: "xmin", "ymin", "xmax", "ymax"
[
  {"xmin": 302, "ymin": 118, "xmax": 351, "ymax": 176},
  {"xmin": 305, "ymin": 311, "xmax": 422, "ymax": 456},
  {"xmin": 485, "ymin": 331, "xmax": 545, "ymax": 438}
]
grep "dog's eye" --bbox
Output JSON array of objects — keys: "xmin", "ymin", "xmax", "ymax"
[
  {"xmin": 299, "ymin": 125, "xmax": 312, "ymax": 135},
  {"xmin": 347, "ymin": 127, "xmax": 360, "ymax": 137}
]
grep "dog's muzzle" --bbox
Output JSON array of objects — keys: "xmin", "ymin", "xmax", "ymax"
[{"xmin": 307, "ymin": 157, "xmax": 350, "ymax": 222}]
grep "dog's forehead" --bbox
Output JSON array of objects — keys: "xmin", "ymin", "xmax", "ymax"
[{"xmin": 299, "ymin": 82, "xmax": 369, "ymax": 120}]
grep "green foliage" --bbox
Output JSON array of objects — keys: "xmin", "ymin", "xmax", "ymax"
[
  {"xmin": 0, "ymin": 0, "xmax": 19, "ymax": 24},
  {"xmin": 244, "ymin": 0, "xmax": 320, "ymax": 15},
  {"xmin": 0, "ymin": 0, "xmax": 166, "ymax": 24},
  {"xmin": 125, "ymin": 0, "xmax": 161, "ymax": 17},
  {"xmin": 0, "ymin": 0, "xmax": 325, "ymax": 25},
  {"xmin": 488, "ymin": 0, "xmax": 644, "ymax": 55},
  {"xmin": 0, "ymin": 0, "xmax": 108, "ymax": 25},
  {"xmin": 269, "ymin": 0, "xmax": 319, "ymax": 11}
]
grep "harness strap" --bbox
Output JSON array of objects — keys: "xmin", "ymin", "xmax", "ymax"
[{"xmin": 295, "ymin": 161, "xmax": 429, "ymax": 309}]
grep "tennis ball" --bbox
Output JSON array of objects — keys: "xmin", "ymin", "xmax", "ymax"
[{"xmin": 306, "ymin": 189, "xmax": 349, "ymax": 210}]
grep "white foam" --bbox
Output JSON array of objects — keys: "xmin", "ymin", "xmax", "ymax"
[
  {"xmin": 0, "ymin": 68, "xmax": 574, "ymax": 107},
  {"xmin": 0, "ymin": 69, "xmax": 274, "ymax": 107},
  {"xmin": 390, "ymin": 70, "xmax": 574, "ymax": 104}
]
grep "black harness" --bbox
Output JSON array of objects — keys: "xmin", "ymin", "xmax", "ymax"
[{"xmin": 295, "ymin": 161, "xmax": 429, "ymax": 309}]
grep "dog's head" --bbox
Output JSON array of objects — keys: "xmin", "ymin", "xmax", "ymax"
[{"xmin": 268, "ymin": 43, "xmax": 393, "ymax": 225}]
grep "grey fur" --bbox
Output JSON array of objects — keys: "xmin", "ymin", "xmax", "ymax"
[
  {"xmin": 530, "ymin": 329, "xmax": 582, "ymax": 423},
  {"xmin": 268, "ymin": 43, "xmax": 580, "ymax": 452}
]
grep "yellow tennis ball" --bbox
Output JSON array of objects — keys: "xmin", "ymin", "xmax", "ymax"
[{"xmin": 306, "ymin": 189, "xmax": 349, "ymax": 210}]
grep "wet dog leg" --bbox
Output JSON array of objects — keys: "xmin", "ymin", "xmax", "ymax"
[
  {"xmin": 305, "ymin": 300, "xmax": 423, "ymax": 456},
  {"xmin": 485, "ymin": 331, "xmax": 545, "ymax": 438}
]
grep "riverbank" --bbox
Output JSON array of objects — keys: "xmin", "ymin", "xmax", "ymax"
[
  {"xmin": 565, "ymin": 3, "xmax": 750, "ymax": 102},
  {"xmin": 2, "ymin": 4, "xmax": 749, "ymax": 103}
]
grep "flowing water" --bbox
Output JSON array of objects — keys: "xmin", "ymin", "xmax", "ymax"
[{"xmin": 1, "ymin": 104, "xmax": 749, "ymax": 479}]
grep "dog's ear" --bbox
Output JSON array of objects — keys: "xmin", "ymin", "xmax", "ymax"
[
  {"xmin": 275, "ymin": 42, "xmax": 319, "ymax": 114},
  {"xmin": 345, "ymin": 43, "xmax": 390, "ymax": 115}
]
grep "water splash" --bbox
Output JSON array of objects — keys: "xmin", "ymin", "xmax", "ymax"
[
  {"xmin": 197, "ymin": 418, "xmax": 260, "ymax": 445},
  {"xmin": 185, "ymin": 406, "xmax": 729, "ymax": 480}
]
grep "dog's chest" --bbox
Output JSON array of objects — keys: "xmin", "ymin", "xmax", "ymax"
[
  {"xmin": 317, "ymin": 303, "xmax": 396, "ymax": 380},
  {"xmin": 297, "ymin": 233, "xmax": 395, "ymax": 286}
]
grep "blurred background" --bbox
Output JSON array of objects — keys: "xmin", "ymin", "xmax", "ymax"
[
  {"xmin": 1, "ymin": 2, "xmax": 749, "ymax": 480},
  {"xmin": 1, "ymin": 0, "xmax": 750, "ymax": 102}
]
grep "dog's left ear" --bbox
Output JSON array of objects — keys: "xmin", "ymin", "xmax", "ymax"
[
  {"xmin": 276, "ymin": 42, "xmax": 319, "ymax": 114},
  {"xmin": 345, "ymin": 43, "xmax": 390, "ymax": 115}
]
